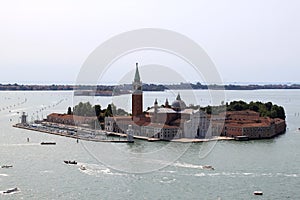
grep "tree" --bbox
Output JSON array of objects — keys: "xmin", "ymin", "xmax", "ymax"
[
  {"xmin": 201, "ymin": 100, "xmax": 286, "ymax": 120},
  {"xmin": 73, "ymin": 102, "xmax": 94, "ymax": 116},
  {"xmin": 67, "ymin": 107, "xmax": 72, "ymax": 115},
  {"xmin": 117, "ymin": 108, "xmax": 128, "ymax": 116},
  {"xmin": 111, "ymin": 103, "xmax": 117, "ymax": 115},
  {"xmin": 249, "ymin": 101, "xmax": 259, "ymax": 112},
  {"xmin": 232, "ymin": 103, "xmax": 243, "ymax": 111},
  {"xmin": 277, "ymin": 106, "xmax": 286, "ymax": 120},
  {"xmin": 265, "ymin": 102, "xmax": 273, "ymax": 111},
  {"xmin": 104, "ymin": 104, "xmax": 113, "ymax": 117},
  {"xmin": 94, "ymin": 105, "xmax": 101, "ymax": 117},
  {"xmin": 270, "ymin": 106, "xmax": 278, "ymax": 118}
]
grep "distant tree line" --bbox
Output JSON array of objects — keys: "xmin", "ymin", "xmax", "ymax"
[{"xmin": 200, "ymin": 100, "xmax": 286, "ymax": 120}]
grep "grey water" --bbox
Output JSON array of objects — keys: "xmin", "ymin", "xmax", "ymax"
[{"xmin": 0, "ymin": 90, "xmax": 300, "ymax": 199}]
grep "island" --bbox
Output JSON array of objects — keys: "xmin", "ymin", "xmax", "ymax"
[{"xmin": 13, "ymin": 63, "xmax": 286, "ymax": 142}]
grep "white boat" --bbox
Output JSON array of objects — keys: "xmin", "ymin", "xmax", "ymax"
[{"xmin": 253, "ymin": 191, "xmax": 263, "ymax": 195}]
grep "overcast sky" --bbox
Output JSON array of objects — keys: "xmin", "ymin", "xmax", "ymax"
[{"xmin": 0, "ymin": 0, "xmax": 299, "ymax": 84}]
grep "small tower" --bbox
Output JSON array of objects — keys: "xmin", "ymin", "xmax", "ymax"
[
  {"xmin": 132, "ymin": 63, "xmax": 143, "ymax": 118},
  {"xmin": 126, "ymin": 125, "xmax": 134, "ymax": 143},
  {"xmin": 165, "ymin": 98, "xmax": 169, "ymax": 108},
  {"xmin": 153, "ymin": 99, "xmax": 158, "ymax": 123},
  {"xmin": 21, "ymin": 112, "xmax": 27, "ymax": 124},
  {"xmin": 154, "ymin": 99, "xmax": 158, "ymax": 110}
]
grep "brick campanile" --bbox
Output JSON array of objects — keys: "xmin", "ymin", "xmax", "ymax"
[{"xmin": 132, "ymin": 63, "xmax": 143, "ymax": 118}]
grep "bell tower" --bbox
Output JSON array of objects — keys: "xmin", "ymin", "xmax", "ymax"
[{"xmin": 132, "ymin": 63, "xmax": 143, "ymax": 118}]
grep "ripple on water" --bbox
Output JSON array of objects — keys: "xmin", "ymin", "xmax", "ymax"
[{"xmin": 159, "ymin": 177, "xmax": 176, "ymax": 184}]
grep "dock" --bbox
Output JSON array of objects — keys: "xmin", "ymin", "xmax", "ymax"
[{"xmin": 13, "ymin": 124, "xmax": 134, "ymax": 143}]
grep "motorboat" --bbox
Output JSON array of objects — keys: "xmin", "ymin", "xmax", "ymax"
[
  {"xmin": 1, "ymin": 165, "xmax": 13, "ymax": 168},
  {"xmin": 234, "ymin": 136, "xmax": 249, "ymax": 141},
  {"xmin": 203, "ymin": 165, "xmax": 215, "ymax": 170},
  {"xmin": 80, "ymin": 165, "xmax": 87, "ymax": 170},
  {"xmin": 3, "ymin": 187, "xmax": 18, "ymax": 194},
  {"xmin": 64, "ymin": 160, "xmax": 77, "ymax": 165},
  {"xmin": 41, "ymin": 142, "xmax": 56, "ymax": 145}
]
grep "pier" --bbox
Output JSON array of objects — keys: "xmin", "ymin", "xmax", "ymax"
[{"xmin": 13, "ymin": 123, "xmax": 134, "ymax": 143}]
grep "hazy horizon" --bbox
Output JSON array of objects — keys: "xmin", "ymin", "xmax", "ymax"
[{"xmin": 1, "ymin": 81, "xmax": 300, "ymax": 86}]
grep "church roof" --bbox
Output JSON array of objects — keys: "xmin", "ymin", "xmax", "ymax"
[
  {"xmin": 147, "ymin": 107, "xmax": 176, "ymax": 113},
  {"xmin": 172, "ymin": 100, "xmax": 186, "ymax": 110},
  {"xmin": 176, "ymin": 93, "xmax": 181, "ymax": 100},
  {"xmin": 179, "ymin": 109, "xmax": 195, "ymax": 114}
]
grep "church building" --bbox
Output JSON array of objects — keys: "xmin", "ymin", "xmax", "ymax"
[{"xmin": 104, "ymin": 63, "xmax": 210, "ymax": 140}]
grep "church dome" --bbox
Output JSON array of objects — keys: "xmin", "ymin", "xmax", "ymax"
[{"xmin": 171, "ymin": 94, "xmax": 186, "ymax": 111}]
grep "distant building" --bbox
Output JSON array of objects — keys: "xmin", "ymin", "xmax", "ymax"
[
  {"xmin": 217, "ymin": 110, "xmax": 286, "ymax": 139},
  {"xmin": 21, "ymin": 112, "xmax": 27, "ymax": 124}
]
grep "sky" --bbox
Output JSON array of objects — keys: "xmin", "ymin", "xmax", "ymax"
[{"xmin": 0, "ymin": 0, "xmax": 299, "ymax": 85}]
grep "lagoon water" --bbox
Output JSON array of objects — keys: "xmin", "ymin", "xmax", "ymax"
[{"xmin": 0, "ymin": 90, "xmax": 300, "ymax": 199}]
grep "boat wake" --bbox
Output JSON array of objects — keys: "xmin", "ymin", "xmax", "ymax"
[
  {"xmin": 0, "ymin": 174, "xmax": 9, "ymax": 177},
  {"xmin": 172, "ymin": 162, "xmax": 203, "ymax": 169},
  {"xmin": 77, "ymin": 162, "xmax": 127, "ymax": 177},
  {"xmin": 159, "ymin": 176, "xmax": 176, "ymax": 184},
  {"xmin": 191, "ymin": 171, "xmax": 300, "ymax": 178}
]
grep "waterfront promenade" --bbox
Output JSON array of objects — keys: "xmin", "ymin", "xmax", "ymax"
[
  {"xmin": 13, "ymin": 123, "xmax": 234, "ymax": 143},
  {"xmin": 13, "ymin": 123, "xmax": 132, "ymax": 143}
]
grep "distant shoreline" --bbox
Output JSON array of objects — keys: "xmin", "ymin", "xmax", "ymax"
[{"xmin": 1, "ymin": 83, "xmax": 300, "ymax": 96}]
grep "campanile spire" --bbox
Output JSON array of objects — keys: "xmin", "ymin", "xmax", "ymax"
[
  {"xmin": 134, "ymin": 62, "xmax": 141, "ymax": 82},
  {"xmin": 132, "ymin": 63, "xmax": 143, "ymax": 118}
]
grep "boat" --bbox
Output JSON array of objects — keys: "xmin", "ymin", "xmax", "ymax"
[
  {"xmin": 203, "ymin": 165, "xmax": 215, "ymax": 170},
  {"xmin": 64, "ymin": 160, "xmax": 77, "ymax": 165},
  {"xmin": 3, "ymin": 187, "xmax": 18, "ymax": 194},
  {"xmin": 1, "ymin": 165, "xmax": 13, "ymax": 168},
  {"xmin": 253, "ymin": 191, "xmax": 263, "ymax": 195},
  {"xmin": 80, "ymin": 165, "xmax": 87, "ymax": 170},
  {"xmin": 41, "ymin": 142, "xmax": 56, "ymax": 145},
  {"xmin": 234, "ymin": 136, "xmax": 249, "ymax": 141}
]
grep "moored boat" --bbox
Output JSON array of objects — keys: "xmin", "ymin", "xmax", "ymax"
[
  {"xmin": 41, "ymin": 142, "xmax": 56, "ymax": 145},
  {"xmin": 234, "ymin": 136, "xmax": 249, "ymax": 141}
]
